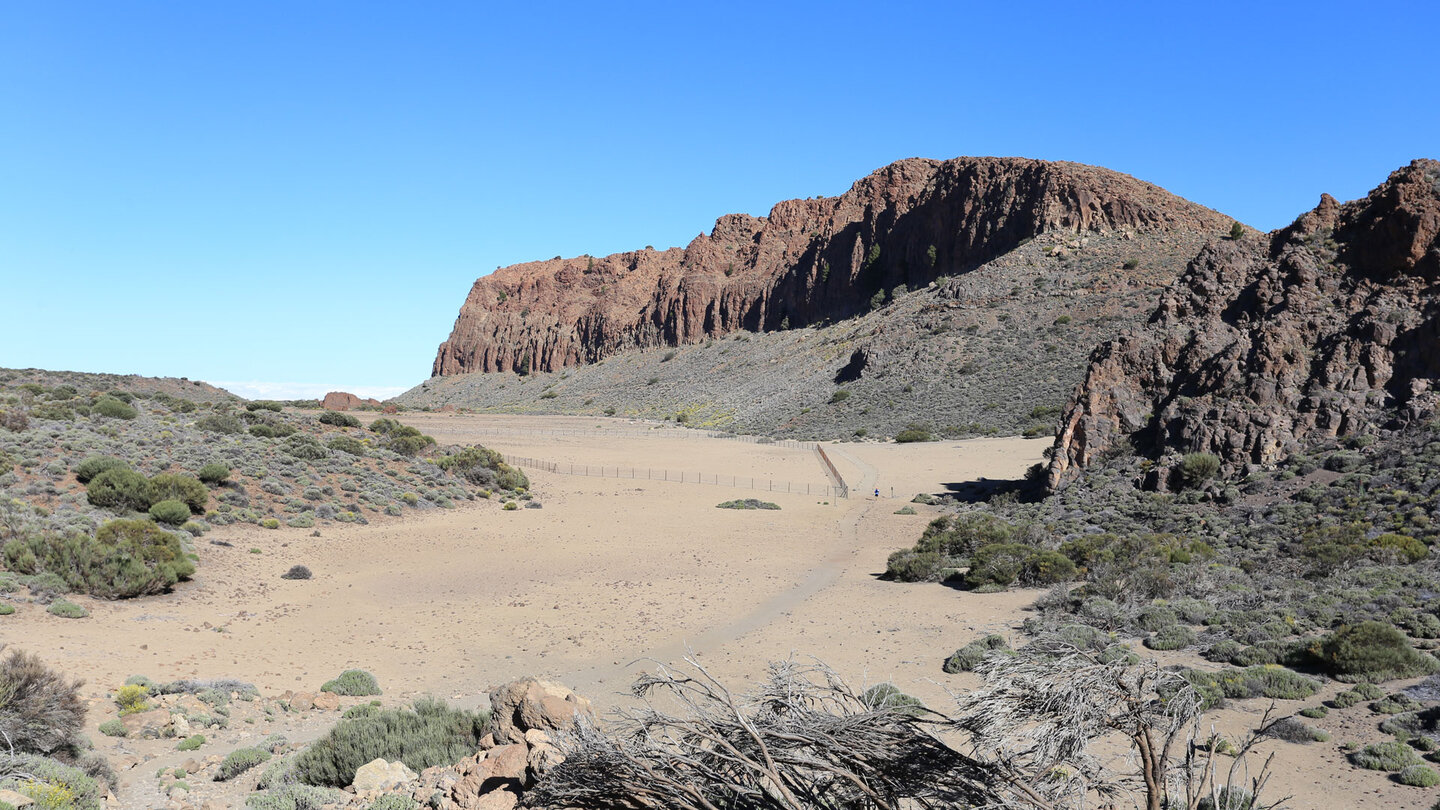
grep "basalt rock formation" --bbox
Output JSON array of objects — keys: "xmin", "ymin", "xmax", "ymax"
[
  {"xmin": 322, "ymin": 391, "xmax": 381, "ymax": 411},
  {"xmin": 433, "ymin": 157, "xmax": 1231, "ymax": 376},
  {"xmin": 1049, "ymin": 159, "xmax": 1440, "ymax": 491}
]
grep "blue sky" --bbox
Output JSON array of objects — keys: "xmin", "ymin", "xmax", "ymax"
[{"xmin": 2, "ymin": 2, "xmax": 1435, "ymax": 399}]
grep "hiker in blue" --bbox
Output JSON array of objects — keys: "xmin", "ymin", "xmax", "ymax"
[{"xmin": 874, "ymin": 488, "xmax": 880, "ymax": 499}]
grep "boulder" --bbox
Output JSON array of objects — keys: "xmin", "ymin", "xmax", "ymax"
[
  {"xmin": 488, "ymin": 678, "xmax": 594, "ymax": 744},
  {"xmin": 353, "ymin": 758, "xmax": 418, "ymax": 792},
  {"xmin": 0, "ymin": 788, "xmax": 34, "ymax": 807},
  {"xmin": 323, "ymin": 391, "xmax": 382, "ymax": 411},
  {"xmin": 312, "ymin": 691, "xmax": 340, "ymax": 712},
  {"xmin": 120, "ymin": 708, "xmax": 173, "ymax": 738}
]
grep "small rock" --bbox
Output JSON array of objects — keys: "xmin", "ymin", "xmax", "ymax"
[{"xmin": 353, "ymin": 758, "xmax": 419, "ymax": 792}]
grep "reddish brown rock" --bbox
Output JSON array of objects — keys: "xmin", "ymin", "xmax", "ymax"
[
  {"xmin": 433, "ymin": 156, "xmax": 1232, "ymax": 377},
  {"xmin": 1049, "ymin": 159, "xmax": 1440, "ymax": 490},
  {"xmin": 488, "ymin": 677, "xmax": 594, "ymax": 744},
  {"xmin": 322, "ymin": 391, "xmax": 381, "ymax": 411}
]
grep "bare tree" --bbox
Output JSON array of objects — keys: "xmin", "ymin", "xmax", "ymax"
[{"xmin": 952, "ymin": 637, "xmax": 1288, "ymax": 810}]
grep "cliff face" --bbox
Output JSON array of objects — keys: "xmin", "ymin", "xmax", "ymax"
[
  {"xmin": 433, "ymin": 157, "xmax": 1232, "ymax": 376},
  {"xmin": 1049, "ymin": 159, "xmax": 1440, "ymax": 490}
]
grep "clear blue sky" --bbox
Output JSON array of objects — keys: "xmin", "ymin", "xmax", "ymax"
[{"xmin": 2, "ymin": 2, "xmax": 1435, "ymax": 399}]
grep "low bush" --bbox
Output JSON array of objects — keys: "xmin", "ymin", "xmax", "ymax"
[
  {"xmin": 150, "ymin": 473, "xmax": 209, "ymax": 514},
  {"xmin": 1179, "ymin": 452, "xmax": 1221, "ymax": 489},
  {"xmin": 148, "ymin": 499, "xmax": 191, "ymax": 526},
  {"xmin": 436, "ymin": 445, "xmax": 527, "ymax": 490},
  {"xmin": 1262, "ymin": 716, "xmax": 1329, "ymax": 743},
  {"xmin": 326, "ymin": 436, "xmax": 366, "ymax": 456},
  {"xmin": 1144, "ymin": 625, "xmax": 1197, "ymax": 651},
  {"xmin": 47, "ymin": 600, "xmax": 87, "ymax": 618},
  {"xmin": 318, "ymin": 411, "xmax": 361, "ymax": 428},
  {"xmin": 3, "ymin": 519, "xmax": 194, "ymax": 598},
  {"xmin": 884, "ymin": 549, "xmax": 943, "ymax": 582},
  {"xmin": 1398, "ymin": 764, "xmax": 1440, "ymax": 786},
  {"xmin": 858, "ymin": 683, "xmax": 924, "ymax": 716},
  {"xmin": 91, "ymin": 395, "xmax": 137, "ymax": 420},
  {"xmin": 245, "ymin": 783, "xmax": 351, "ymax": 810},
  {"xmin": 113, "ymin": 683, "xmax": 149, "ymax": 715},
  {"xmin": 894, "ymin": 425, "xmax": 933, "ymax": 443},
  {"xmin": 369, "ymin": 794, "xmax": 419, "ymax": 810},
  {"xmin": 97, "ymin": 719, "xmax": 127, "ymax": 737},
  {"xmin": 943, "ymin": 634, "xmax": 1010, "ymax": 673},
  {"xmin": 281, "ymin": 565, "xmax": 312, "ymax": 581},
  {"xmin": 74, "ymin": 456, "xmax": 127, "ymax": 484},
  {"xmin": 0, "ymin": 648, "xmax": 85, "ymax": 757},
  {"xmin": 86, "ymin": 467, "xmax": 155, "ymax": 511},
  {"xmin": 293, "ymin": 698, "xmax": 488, "ymax": 787},
  {"xmin": 964, "ymin": 543, "xmax": 1034, "ymax": 588},
  {"xmin": 197, "ymin": 463, "xmax": 231, "ymax": 485},
  {"xmin": 250, "ymin": 422, "xmax": 297, "ymax": 439},
  {"xmin": 216, "ymin": 746, "xmax": 271, "ymax": 780},
  {"xmin": 715, "ymin": 499, "xmax": 780, "ymax": 510},
  {"xmin": 195, "ymin": 413, "xmax": 243, "ymax": 434},
  {"xmin": 1317, "ymin": 621, "xmax": 1440, "ymax": 682},
  {"xmin": 0, "ymin": 752, "xmax": 102, "ymax": 810},
  {"xmin": 1351, "ymin": 739, "xmax": 1422, "ymax": 771},
  {"xmin": 321, "ymin": 669, "xmax": 381, "ymax": 696},
  {"xmin": 177, "ymin": 734, "xmax": 205, "ymax": 751},
  {"xmin": 383, "ymin": 425, "xmax": 434, "ymax": 457}
]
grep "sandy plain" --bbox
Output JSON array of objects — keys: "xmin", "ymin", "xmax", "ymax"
[{"xmin": 6, "ymin": 414, "xmax": 1428, "ymax": 807}]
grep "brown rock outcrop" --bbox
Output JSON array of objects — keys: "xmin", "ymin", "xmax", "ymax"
[
  {"xmin": 1049, "ymin": 159, "xmax": 1440, "ymax": 490},
  {"xmin": 322, "ymin": 391, "xmax": 381, "ymax": 411},
  {"xmin": 433, "ymin": 157, "xmax": 1232, "ymax": 376}
]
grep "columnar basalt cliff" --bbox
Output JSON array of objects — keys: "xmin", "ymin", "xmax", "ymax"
[
  {"xmin": 1049, "ymin": 159, "xmax": 1440, "ymax": 490},
  {"xmin": 433, "ymin": 157, "xmax": 1232, "ymax": 376}
]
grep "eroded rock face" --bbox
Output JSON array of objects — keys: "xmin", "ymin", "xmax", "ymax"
[
  {"xmin": 1049, "ymin": 159, "xmax": 1440, "ymax": 490},
  {"xmin": 322, "ymin": 391, "xmax": 380, "ymax": 411},
  {"xmin": 434, "ymin": 157, "xmax": 1232, "ymax": 376}
]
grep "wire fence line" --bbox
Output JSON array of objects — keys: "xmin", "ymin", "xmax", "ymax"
[
  {"xmin": 432, "ymin": 424, "xmax": 816, "ymax": 450},
  {"xmin": 501, "ymin": 454, "xmax": 849, "ymax": 498},
  {"xmin": 812, "ymin": 445, "xmax": 850, "ymax": 499}
]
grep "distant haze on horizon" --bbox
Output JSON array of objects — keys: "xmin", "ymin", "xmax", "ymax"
[{"xmin": 2, "ymin": 1, "xmax": 1435, "ymax": 394}]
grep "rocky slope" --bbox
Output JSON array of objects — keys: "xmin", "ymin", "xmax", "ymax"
[
  {"xmin": 1049, "ymin": 158, "xmax": 1440, "ymax": 490},
  {"xmin": 400, "ymin": 225, "xmax": 1219, "ymax": 439},
  {"xmin": 432, "ymin": 157, "xmax": 1233, "ymax": 377}
]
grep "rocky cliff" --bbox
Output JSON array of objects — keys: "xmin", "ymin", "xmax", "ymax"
[
  {"xmin": 433, "ymin": 157, "xmax": 1232, "ymax": 376},
  {"xmin": 1049, "ymin": 159, "xmax": 1440, "ymax": 490}
]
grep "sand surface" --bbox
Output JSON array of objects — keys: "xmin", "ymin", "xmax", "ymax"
[{"xmin": 6, "ymin": 414, "xmax": 1425, "ymax": 807}]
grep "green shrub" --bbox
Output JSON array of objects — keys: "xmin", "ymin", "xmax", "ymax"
[
  {"xmin": 964, "ymin": 543, "xmax": 1035, "ymax": 588},
  {"xmin": 195, "ymin": 413, "xmax": 243, "ymax": 434},
  {"xmin": 148, "ymin": 499, "xmax": 191, "ymax": 526},
  {"xmin": 859, "ymin": 683, "xmax": 924, "ymax": 716},
  {"xmin": 197, "ymin": 463, "xmax": 231, "ymax": 485},
  {"xmin": 177, "ymin": 734, "xmax": 205, "ymax": 751},
  {"xmin": 2, "ymin": 519, "xmax": 194, "ymax": 598},
  {"xmin": 943, "ymin": 634, "xmax": 1009, "ymax": 673},
  {"xmin": 0, "ymin": 752, "xmax": 101, "ymax": 810},
  {"xmin": 436, "ymin": 446, "xmax": 527, "ymax": 490},
  {"xmin": 894, "ymin": 424, "xmax": 933, "ymax": 443},
  {"xmin": 715, "ymin": 499, "xmax": 780, "ymax": 510},
  {"xmin": 86, "ymin": 468, "xmax": 155, "ymax": 511},
  {"xmin": 92, "ymin": 395, "xmax": 137, "ymax": 420},
  {"xmin": 74, "ymin": 456, "xmax": 127, "ymax": 484},
  {"xmin": 246, "ymin": 401, "xmax": 283, "ymax": 413},
  {"xmin": 261, "ymin": 518, "xmax": 280, "ymax": 530},
  {"xmin": 249, "ymin": 422, "xmax": 297, "ymax": 439},
  {"xmin": 97, "ymin": 719, "xmax": 127, "ymax": 737},
  {"xmin": 1229, "ymin": 221, "xmax": 1245, "ymax": 240},
  {"xmin": 381, "ymin": 425, "xmax": 434, "ymax": 457},
  {"xmin": 216, "ymin": 746, "xmax": 271, "ymax": 780},
  {"xmin": 1137, "ymin": 605, "xmax": 1179, "ymax": 632},
  {"xmin": 1179, "ymin": 452, "xmax": 1221, "ymax": 489},
  {"xmin": 0, "ymin": 604, "xmax": 14, "ymax": 616},
  {"xmin": 828, "ymin": 390, "xmax": 851, "ymax": 404},
  {"xmin": 1318, "ymin": 621, "xmax": 1440, "ymax": 682},
  {"xmin": 318, "ymin": 411, "xmax": 361, "ymax": 428},
  {"xmin": 283, "ymin": 435, "xmax": 329, "ymax": 460},
  {"xmin": 47, "ymin": 600, "xmax": 87, "ymax": 619},
  {"xmin": 1196, "ymin": 787, "xmax": 1252, "ymax": 810},
  {"xmin": 1352, "ymin": 739, "xmax": 1422, "ymax": 770},
  {"xmin": 320, "ymin": 669, "xmax": 381, "ymax": 696},
  {"xmin": 294, "ymin": 698, "xmax": 488, "ymax": 787},
  {"xmin": 326, "ymin": 436, "xmax": 366, "ymax": 457},
  {"xmin": 1144, "ymin": 625, "xmax": 1197, "ymax": 651},
  {"xmin": 1398, "ymin": 764, "xmax": 1440, "ymax": 786},
  {"xmin": 884, "ymin": 549, "xmax": 943, "ymax": 582},
  {"xmin": 150, "ymin": 473, "xmax": 208, "ymax": 513},
  {"xmin": 1020, "ymin": 550, "xmax": 1076, "ymax": 585},
  {"xmin": 245, "ymin": 784, "xmax": 350, "ymax": 810}
]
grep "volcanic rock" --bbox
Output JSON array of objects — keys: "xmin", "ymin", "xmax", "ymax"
[
  {"xmin": 433, "ymin": 156, "xmax": 1231, "ymax": 376},
  {"xmin": 322, "ymin": 391, "xmax": 381, "ymax": 411},
  {"xmin": 1049, "ymin": 159, "xmax": 1440, "ymax": 490}
]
